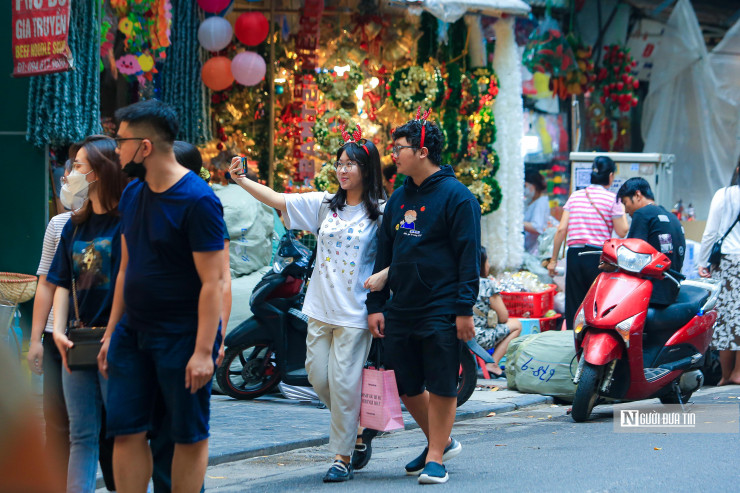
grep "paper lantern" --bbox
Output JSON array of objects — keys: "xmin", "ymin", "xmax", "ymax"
[
  {"xmin": 201, "ymin": 56, "xmax": 234, "ymax": 91},
  {"xmin": 235, "ymin": 12, "xmax": 269, "ymax": 46},
  {"xmin": 198, "ymin": 16, "xmax": 233, "ymax": 52},
  {"xmin": 197, "ymin": 0, "xmax": 231, "ymax": 13},
  {"xmin": 231, "ymin": 51, "xmax": 266, "ymax": 86}
]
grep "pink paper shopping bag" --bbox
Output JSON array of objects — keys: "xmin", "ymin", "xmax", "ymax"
[{"xmin": 360, "ymin": 367, "xmax": 404, "ymax": 431}]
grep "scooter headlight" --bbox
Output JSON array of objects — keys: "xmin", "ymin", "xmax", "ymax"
[
  {"xmin": 616, "ymin": 246, "xmax": 652, "ymax": 273},
  {"xmin": 574, "ymin": 307, "xmax": 586, "ymax": 334},
  {"xmin": 615, "ymin": 315, "xmax": 637, "ymax": 348},
  {"xmin": 272, "ymin": 256, "xmax": 294, "ymax": 274}
]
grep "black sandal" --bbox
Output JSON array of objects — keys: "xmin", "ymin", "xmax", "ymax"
[
  {"xmin": 351, "ymin": 428, "xmax": 378, "ymax": 470},
  {"xmin": 323, "ymin": 459, "xmax": 354, "ymax": 482}
]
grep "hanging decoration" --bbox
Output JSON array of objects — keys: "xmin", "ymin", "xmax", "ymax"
[
  {"xmin": 441, "ymin": 18, "xmax": 467, "ymax": 163},
  {"xmin": 198, "ymin": 16, "xmax": 233, "ymax": 52},
  {"xmin": 201, "ymin": 56, "xmax": 234, "ymax": 91},
  {"xmin": 473, "ymin": 68, "xmax": 499, "ymax": 111},
  {"xmin": 483, "ymin": 17, "xmax": 525, "ymax": 271},
  {"xmin": 197, "ymin": 0, "xmax": 231, "ymax": 14},
  {"xmin": 235, "ymin": 12, "xmax": 270, "ymax": 47},
  {"xmin": 317, "ymin": 65, "xmax": 365, "ymax": 104},
  {"xmin": 198, "ymin": 1, "xmax": 511, "ymax": 204},
  {"xmin": 311, "ymin": 108, "xmax": 354, "ymax": 152},
  {"xmin": 594, "ymin": 44, "xmax": 639, "ymax": 113},
  {"xmin": 27, "ymin": 0, "xmax": 102, "ymax": 147},
  {"xmin": 388, "ymin": 64, "xmax": 444, "ymax": 112},
  {"xmin": 551, "ymin": 34, "xmax": 594, "ymax": 99},
  {"xmin": 455, "ymin": 163, "xmax": 502, "ymax": 215},
  {"xmin": 232, "ymin": 51, "xmax": 266, "ymax": 86},
  {"xmin": 416, "ymin": 12, "xmax": 438, "ymax": 66},
  {"xmin": 313, "ymin": 162, "xmax": 340, "ymax": 193},
  {"xmin": 160, "ymin": 0, "xmax": 212, "ymax": 144},
  {"xmin": 112, "ymin": 0, "xmax": 172, "ymax": 87},
  {"xmin": 291, "ymin": 0, "xmax": 324, "ymax": 184},
  {"xmin": 522, "ymin": 13, "xmax": 576, "ymax": 79}
]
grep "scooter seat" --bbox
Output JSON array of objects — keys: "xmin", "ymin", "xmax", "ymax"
[{"xmin": 645, "ymin": 285, "xmax": 709, "ymax": 334}]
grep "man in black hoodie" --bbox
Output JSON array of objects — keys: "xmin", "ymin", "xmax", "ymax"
[{"xmin": 366, "ymin": 117, "xmax": 481, "ymax": 484}]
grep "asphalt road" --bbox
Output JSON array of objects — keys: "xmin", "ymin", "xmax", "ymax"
[{"xmin": 202, "ymin": 385, "xmax": 740, "ymax": 492}]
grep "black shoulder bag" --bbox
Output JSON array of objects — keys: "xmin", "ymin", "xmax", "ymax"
[
  {"xmin": 65, "ymin": 225, "xmax": 105, "ymax": 370},
  {"xmin": 66, "ymin": 277, "xmax": 106, "ymax": 370},
  {"xmin": 708, "ymin": 211, "xmax": 740, "ymax": 270}
]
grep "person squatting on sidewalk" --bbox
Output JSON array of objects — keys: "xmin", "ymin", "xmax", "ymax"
[
  {"xmin": 98, "ymin": 100, "xmax": 225, "ymax": 493},
  {"xmin": 227, "ymin": 123, "xmax": 388, "ymax": 483},
  {"xmin": 366, "ymin": 110, "xmax": 482, "ymax": 485}
]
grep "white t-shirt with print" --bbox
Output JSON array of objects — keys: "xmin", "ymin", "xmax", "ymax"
[{"xmin": 284, "ymin": 192, "xmax": 383, "ymax": 330}]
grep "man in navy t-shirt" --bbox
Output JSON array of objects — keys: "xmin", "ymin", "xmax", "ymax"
[
  {"xmin": 98, "ymin": 100, "xmax": 224, "ymax": 492},
  {"xmin": 617, "ymin": 177, "xmax": 686, "ymax": 306}
]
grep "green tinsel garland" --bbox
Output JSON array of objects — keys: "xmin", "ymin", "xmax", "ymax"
[
  {"xmin": 441, "ymin": 19, "xmax": 467, "ymax": 163},
  {"xmin": 26, "ymin": 0, "xmax": 101, "ymax": 147},
  {"xmin": 160, "ymin": 0, "xmax": 211, "ymax": 145},
  {"xmin": 487, "ymin": 176, "xmax": 502, "ymax": 213},
  {"xmin": 442, "ymin": 63, "xmax": 462, "ymax": 163},
  {"xmin": 417, "ymin": 12, "xmax": 438, "ymax": 65}
]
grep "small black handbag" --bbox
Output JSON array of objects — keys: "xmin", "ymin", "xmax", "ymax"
[
  {"xmin": 66, "ymin": 278, "xmax": 105, "ymax": 371},
  {"xmin": 708, "ymin": 212, "xmax": 740, "ymax": 270}
]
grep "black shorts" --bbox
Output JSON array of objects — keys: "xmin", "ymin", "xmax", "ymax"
[{"xmin": 384, "ymin": 315, "xmax": 460, "ymax": 398}]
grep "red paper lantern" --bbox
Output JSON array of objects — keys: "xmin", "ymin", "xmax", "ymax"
[
  {"xmin": 197, "ymin": 0, "xmax": 231, "ymax": 14},
  {"xmin": 235, "ymin": 12, "xmax": 269, "ymax": 46},
  {"xmin": 201, "ymin": 56, "xmax": 234, "ymax": 91}
]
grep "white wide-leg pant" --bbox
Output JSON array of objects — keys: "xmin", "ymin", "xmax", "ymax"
[{"xmin": 305, "ymin": 318, "xmax": 373, "ymax": 457}]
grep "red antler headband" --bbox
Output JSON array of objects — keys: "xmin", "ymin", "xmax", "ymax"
[
  {"xmin": 339, "ymin": 123, "xmax": 369, "ymax": 155},
  {"xmin": 415, "ymin": 106, "xmax": 432, "ymax": 148}
]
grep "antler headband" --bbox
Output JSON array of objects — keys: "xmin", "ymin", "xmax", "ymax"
[
  {"xmin": 415, "ymin": 106, "xmax": 432, "ymax": 148},
  {"xmin": 340, "ymin": 123, "xmax": 369, "ymax": 155}
]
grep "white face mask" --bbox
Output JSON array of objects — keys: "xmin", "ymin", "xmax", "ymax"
[
  {"xmin": 524, "ymin": 185, "xmax": 535, "ymax": 204},
  {"xmin": 60, "ymin": 169, "xmax": 94, "ymax": 211}
]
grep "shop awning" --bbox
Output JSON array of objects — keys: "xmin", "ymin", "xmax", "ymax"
[{"xmin": 394, "ymin": 0, "xmax": 532, "ymax": 23}]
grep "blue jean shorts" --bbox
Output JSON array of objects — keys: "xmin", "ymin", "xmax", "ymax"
[{"xmin": 105, "ymin": 322, "xmax": 221, "ymax": 444}]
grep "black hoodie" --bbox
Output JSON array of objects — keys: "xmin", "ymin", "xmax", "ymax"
[{"xmin": 366, "ymin": 165, "xmax": 481, "ymax": 319}]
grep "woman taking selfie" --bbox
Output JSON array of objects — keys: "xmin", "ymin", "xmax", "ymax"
[{"xmin": 228, "ymin": 125, "xmax": 385, "ymax": 482}]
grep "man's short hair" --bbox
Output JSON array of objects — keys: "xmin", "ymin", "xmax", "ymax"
[
  {"xmin": 617, "ymin": 177, "xmax": 655, "ymax": 201},
  {"xmin": 392, "ymin": 120, "xmax": 444, "ymax": 166},
  {"xmin": 114, "ymin": 99, "xmax": 179, "ymax": 144}
]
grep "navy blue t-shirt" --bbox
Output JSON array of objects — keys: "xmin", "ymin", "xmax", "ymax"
[
  {"xmin": 119, "ymin": 172, "xmax": 224, "ymax": 334},
  {"xmin": 47, "ymin": 213, "xmax": 122, "ymax": 328}
]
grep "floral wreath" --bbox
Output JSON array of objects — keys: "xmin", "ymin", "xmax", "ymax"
[
  {"xmin": 317, "ymin": 64, "xmax": 364, "ymax": 102},
  {"xmin": 312, "ymin": 109, "xmax": 354, "ymax": 153},
  {"xmin": 313, "ymin": 162, "xmax": 339, "ymax": 193},
  {"xmin": 388, "ymin": 64, "xmax": 445, "ymax": 112},
  {"xmin": 455, "ymin": 163, "xmax": 502, "ymax": 215}
]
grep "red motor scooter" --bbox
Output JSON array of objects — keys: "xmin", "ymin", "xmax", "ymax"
[{"xmin": 570, "ymin": 238, "xmax": 720, "ymax": 422}]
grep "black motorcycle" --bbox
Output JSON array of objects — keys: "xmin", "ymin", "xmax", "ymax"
[{"xmin": 216, "ymin": 231, "xmax": 477, "ymax": 407}]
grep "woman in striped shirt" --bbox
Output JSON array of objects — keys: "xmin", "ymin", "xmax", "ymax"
[{"xmin": 547, "ymin": 156, "xmax": 628, "ymax": 330}]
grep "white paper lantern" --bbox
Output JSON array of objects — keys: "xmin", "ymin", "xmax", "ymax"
[
  {"xmin": 198, "ymin": 16, "xmax": 233, "ymax": 53},
  {"xmin": 232, "ymin": 51, "xmax": 266, "ymax": 86}
]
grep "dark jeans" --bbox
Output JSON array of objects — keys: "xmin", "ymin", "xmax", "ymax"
[
  {"xmin": 565, "ymin": 246, "xmax": 602, "ymax": 331},
  {"xmin": 42, "ymin": 335, "xmax": 69, "ymax": 485}
]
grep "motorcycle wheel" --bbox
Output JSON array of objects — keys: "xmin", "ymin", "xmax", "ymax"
[
  {"xmin": 571, "ymin": 362, "xmax": 601, "ymax": 422},
  {"xmin": 216, "ymin": 340, "xmax": 282, "ymax": 400},
  {"xmin": 457, "ymin": 346, "xmax": 477, "ymax": 407}
]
